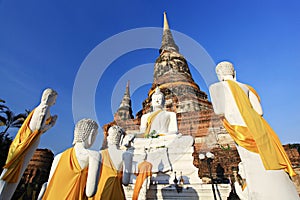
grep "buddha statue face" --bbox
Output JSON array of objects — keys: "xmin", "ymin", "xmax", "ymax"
[
  {"xmin": 151, "ymin": 87, "xmax": 165, "ymax": 109},
  {"xmin": 152, "ymin": 94, "xmax": 164, "ymax": 107},
  {"xmin": 42, "ymin": 88, "xmax": 58, "ymax": 106}
]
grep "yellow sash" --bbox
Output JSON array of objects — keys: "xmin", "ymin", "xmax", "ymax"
[
  {"xmin": 89, "ymin": 149, "xmax": 125, "ymax": 200},
  {"xmin": 43, "ymin": 148, "xmax": 88, "ymax": 200},
  {"xmin": 2, "ymin": 110, "xmax": 44, "ymax": 183},
  {"xmin": 144, "ymin": 110, "xmax": 163, "ymax": 137},
  {"xmin": 223, "ymin": 80, "xmax": 295, "ymax": 177},
  {"xmin": 132, "ymin": 161, "xmax": 152, "ymax": 200}
]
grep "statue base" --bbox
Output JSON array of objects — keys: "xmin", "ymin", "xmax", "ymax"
[
  {"xmin": 124, "ymin": 134, "xmax": 231, "ymax": 199},
  {"xmin": 124, "ymin": 183, "xmax": 231, "ymax": 200}
]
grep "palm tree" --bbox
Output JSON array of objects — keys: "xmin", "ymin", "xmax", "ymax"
[
  {"xmin": 0, "ymin": 99, "xmax": 29, "ymax": 173},
  {"xmin": 0, "ymin": 104, "xmax": 29, "ymax": 134},
  {"xmin": 0, "ymin": 98, "xmax": 8, "ymax": 126}
]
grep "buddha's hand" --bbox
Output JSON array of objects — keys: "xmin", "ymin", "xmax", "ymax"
[
  {"xmin": 50, "ymin": 115, "xmax": 58, "ymax": 127},
  {"xmin": 41, "ymin": 115, "xmax": 58, "ymax": 133}
]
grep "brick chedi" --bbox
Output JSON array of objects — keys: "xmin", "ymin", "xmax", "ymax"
[
  {"xmin": 102, "ymin": 81, "xmax": 140, "ymax": 149},
  {"xmin": 12, "ymin": 148, "xmax": 54, "ymax": 199},
  {"xmin": 140, "ymin": 12, "xmax": 211, "ymax": 115},
  {"xmin": 137, "ymin": 12, "xmax": 235, "ymax": 163},
  {"xmin": 114, "ymin": 81, "xmax": 134, "ymax": 121},
  {"xmin": 114, "ymin": 81, "xmax": 140, "ymax": 133},
  {"xmin": 104, "ymin": 12, "xmax": 234, "ymax": 166}
]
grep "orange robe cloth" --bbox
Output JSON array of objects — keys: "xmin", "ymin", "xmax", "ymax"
[
  {"xmin": 223, "ymin": 80, "xmax": 295, "ymax": 177},
  {"xmin": 89, "ymin": 149, "xmax": 125, "ymax": 200},
  {"xmin": 42, "ymin": 148, "xmax": 88, "ymax": 200},
  {"xmin": 132, "ymin": 161, "xmax": 152, "ymax": 200},
  {"xmin": 144, "ymin": 110, "xmax": 163, "ymax": 137},
  {"xmin": 2, "ymin": 110, "xmax": 42, "ymax": 183}
]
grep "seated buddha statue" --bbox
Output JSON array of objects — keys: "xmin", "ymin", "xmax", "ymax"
[
  {"xmin": 123, "ymin": 87, "xmax": 182, "ymax": 174},
  {"xmin": 139, "ymin": 87, "xmax": 178, "ymax": 138}
]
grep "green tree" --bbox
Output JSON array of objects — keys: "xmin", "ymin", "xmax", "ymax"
[
  {"xmin": 0, "ymin": 98, "xmax": 29, "ymax": 134},
  {"xmin": 0, "ymin": 98, "xmax": 8, "ymax": 126},
  {"xmin": 0, "ymin": 110, "xmax": 29, "ymax": 134},
  {"xmin": 0, "ymin": 99, "xmax": 29, "ymax": 173}
]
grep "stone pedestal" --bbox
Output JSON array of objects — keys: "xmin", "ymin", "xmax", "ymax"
[
  {"xmin": 124, "ymin": 179, "xmax": 231, "ymax": 200},
  {"xmin": 124, "ymin": 134, "xmax": 231, "ymax": 199}
]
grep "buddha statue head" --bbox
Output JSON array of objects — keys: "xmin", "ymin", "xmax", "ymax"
[
  {"xmin": 107, "ymin": 125, "xmax": 125, "ymax": 147},
  {"xmin": 151, "ymin": 87, "xmax": 165, "ymax": 109},
  {"xmin": 41, "ymin": 88, "xmax": 58, "ymax": 106},
  {"xmin": 73, "ymin": 118, "xmax": 98, "ymax": 148},
  {"xmin": 215, "ymin": 61, "xmax": 236, "ymax": 81}
]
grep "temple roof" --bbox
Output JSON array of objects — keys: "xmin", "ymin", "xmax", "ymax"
[{"xmin": 159, "ymin": 12, "xmax": 179, "ymax": 54}]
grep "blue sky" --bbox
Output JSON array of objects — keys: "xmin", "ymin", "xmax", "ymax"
[{"xmin": 0, "ymin": 0, "xmax": 299, "ymax": 154}]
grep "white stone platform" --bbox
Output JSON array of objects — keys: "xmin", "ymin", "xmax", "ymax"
[
  {"xmin": 124, "ymin": 183, "xmax": 231, "ymax": 200},
  {"xmin": 124, "ymin": 134, "xmax": 231, "ymax": 199}
]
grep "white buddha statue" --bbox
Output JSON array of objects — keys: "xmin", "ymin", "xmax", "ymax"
[
  {"xmin": 0, "ymin": 88, "xmax": 57, "ymax": 200},
  {"xmin": 38, "ymin": 118, "xmax": 100, "ymax": 199},
  {"xmin": 139, "ymin": 87, "xmax": 178, "ymax": 138},
  {"xmin": 126, "ymin": 87, "xmax": 183, "ymax": 175},
  {"xmin": 90, "ymin": 125, "xmax": 132, "ymax": 200},
  {"xmin": 209, "ymin": 61, "xmax": 299, "ymax": 199},
  {"xmin": 122, "ymin": 86, "xmax": 179, "ymax": 152}
]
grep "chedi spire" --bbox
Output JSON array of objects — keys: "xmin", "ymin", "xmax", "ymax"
[
  {"xmin": 114, "ymin": 81, "xmax": 134, "ymax": 120},
  {"xmin": 159, "ymin": 12, "xmax": 179, "ymax": 54}
]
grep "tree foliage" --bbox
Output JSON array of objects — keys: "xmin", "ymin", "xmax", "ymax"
[
  {"xmin": 0, "ymin": 100, "xmax": 29, "ymax": 134},
  {"xmin": 0, "ymin": 99, "xmax": 29, "ymax": 173}
]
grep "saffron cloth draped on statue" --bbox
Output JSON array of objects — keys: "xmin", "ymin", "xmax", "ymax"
[
  {"xmin": 42, "ymin": 148, "xmax": 88, "ymax": 200},
  {"xmin": 2, "ymin": 110, "xmax": 42, "ymax": 183},
  {"xmin": 144, "ymin": 110, "xmax": 163, "ymax": 137},
  {"xmin": 89, "ymin": 149, "xmax": 125, "ymax": 200},
  {"xmin": 223, "ymin": 80, "xmax": 295, "ymax": 177},
  {"xmin": 132, "ymin": 160, "xmax": 152, "ymax": 200}
]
